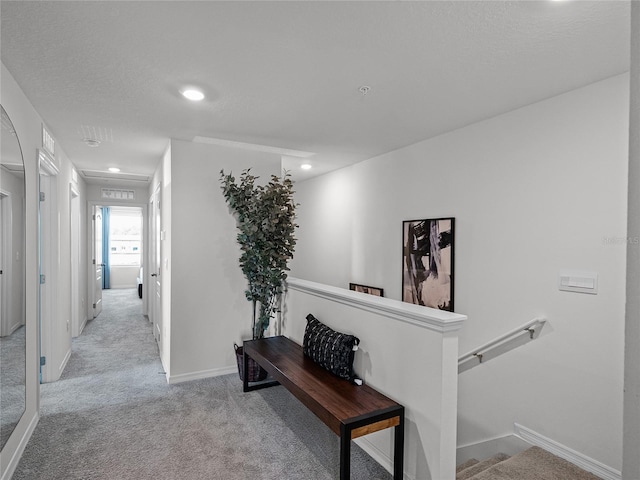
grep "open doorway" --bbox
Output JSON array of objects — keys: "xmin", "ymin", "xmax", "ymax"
[
  {"xmin": 89, "ymin": 204, "xmax": 146, "ymax": 321},
  {"xmin": 98, "ymin": 206, "xmax": 143, "ymax": 291}
]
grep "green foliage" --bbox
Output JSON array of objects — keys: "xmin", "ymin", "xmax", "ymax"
[{"xmin": 220, "ymin": 169, "xmax": 298, "ymax": 339}]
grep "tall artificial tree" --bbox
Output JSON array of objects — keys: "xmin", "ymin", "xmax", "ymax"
[{"xmin": 220, "ymin": 169, "xmax": 297, "ymax": 339}]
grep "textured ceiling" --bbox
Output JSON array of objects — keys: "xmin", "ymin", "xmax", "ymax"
[{"xmin": 0, "ymin": 1, "xmax": 631, "ymax": 184}]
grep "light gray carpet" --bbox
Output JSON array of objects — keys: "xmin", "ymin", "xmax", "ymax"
[
  {"xmin": 0, "ymin": 325, "xmax": 26, "ymax": 449},
  {"xmin": 457, "ymin": 447, "xmax": 601, "ymax": 480},
  {"xmin": 12, "ymin": 288, "xmax": 391, "ymax": 480}
]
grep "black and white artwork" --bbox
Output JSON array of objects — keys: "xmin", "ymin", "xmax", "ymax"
[
  {"xmin": 349, "ymin": 283, "xmax": 384, "ymax": 297},
  {"xmin": 402, "ymin": 218, "xmax": 454, "ymax": 311}
]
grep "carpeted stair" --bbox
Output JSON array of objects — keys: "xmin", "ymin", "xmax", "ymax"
[{"xmin": 457, "ymin": 446, "xmax": 602, "ymax": 480}]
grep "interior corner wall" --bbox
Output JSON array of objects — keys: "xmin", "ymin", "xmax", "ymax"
[
  {"xmin": 290, "ymin": 74, "xmax": 629, "ymax": 471},
  {"xmin": 148, "ymin": 147, "xmax": 171, "ymax": 373},
  {"xmin": 623, "ymin": 4, "xmax": 639, "ymax": 479},
  {"xmin": 161, "ymin": 145, "xmax": 171, "ymax": 373},
  {"xmin": 74, "ymin": 173, "xmax": 89, "ymax": 332},
  {"xmin": 167, "ymin": 140, "xmax": 281, "ymax": 380},
  {"xmin": 288, "ymin": 166, "xmax": 354, "ymax": 288},
  {"xmin": 48, "ymin": 141, "xmax": 83, "ymax": 382}
]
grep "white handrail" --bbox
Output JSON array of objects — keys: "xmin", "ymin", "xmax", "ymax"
[
  {"xmin": 286, "ymin": 277, "xmax": 467, "ymax": 333},
  {"xmin": 458, "ymin": 318, "xmax": 546, "ymax": 373}
]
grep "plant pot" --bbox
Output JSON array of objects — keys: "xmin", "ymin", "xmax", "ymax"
[{"xmin": 234, "ymin": 343, "xmax": 268, "ymax": 382}]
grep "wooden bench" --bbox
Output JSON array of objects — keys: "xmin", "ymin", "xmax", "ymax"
[{"xmin": 243, "ymin": 335, "xmax": 404, "ymax": 480}]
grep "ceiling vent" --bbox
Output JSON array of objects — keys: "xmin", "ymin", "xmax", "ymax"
[{"xmin": 78, "ymin": 125, "xmax": 114, "ymax": 144}]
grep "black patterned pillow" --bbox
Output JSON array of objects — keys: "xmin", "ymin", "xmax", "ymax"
[{"xmin": 303, "ymin": 314, "xmax": 360, "ymax": 381}]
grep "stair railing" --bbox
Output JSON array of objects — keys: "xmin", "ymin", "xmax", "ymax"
[{"xmin": 458, "ymin": 318, "xmax": 546, "ymax": 373}]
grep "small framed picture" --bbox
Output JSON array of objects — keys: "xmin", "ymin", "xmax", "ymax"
[
  {"xmin": 402, "ymin": 217, "xmax": 454, "ymax": 311},
  {"xmin": 349, "ymin": 283, "xmax": 384, "ymax": 297}
]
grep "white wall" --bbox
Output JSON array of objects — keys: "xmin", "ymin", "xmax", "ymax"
[
  {"xmin": 1, "ymin": 62, "xmax": 91, "ymax": 478},
  {"xmin": 623, "ymin": 4, "xmax": 640, "ymax": 479},
  {"xmin": 167, "ymin": 140, "xmax": 281, "ymax": 381},
  {"xmin": 288, "ymin": 167, "xmax": 353, "ymax": 288},
  {"xmin": 290, "ymin": 74, "xmax": 629, "ymax": 471},
  {"xmin": 48, "ymin": 141, "xmax": 85, "ymax": 382},
  {"xmin": 109, "ymin": 266, "xmax": 139, "ymax": 289}
]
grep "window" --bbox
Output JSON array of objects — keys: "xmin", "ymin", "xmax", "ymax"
[{"xmin": 109, "ymin": 207, "xmax": 142, "ymax": 266}]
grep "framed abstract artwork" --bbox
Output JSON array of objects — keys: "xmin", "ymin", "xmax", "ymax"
[
  {"xmin": 402, "ymin": 217, "xmax": 455, "ymax": 311},
  {"xmin": 349, "ymin": 283, "xmax": 384, "ymax": 297}
]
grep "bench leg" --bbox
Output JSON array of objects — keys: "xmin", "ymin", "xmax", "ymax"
[
  {"xmin": 393, "ymin": 412, "xmax": 405, "ymax": 480},
  {"xmin": 340, "ymin": 424, "xmax": 351, "ymax": 480},
  {"xmin": 242, "ymin": 350, "xmax": 249, "ymax": 392}
]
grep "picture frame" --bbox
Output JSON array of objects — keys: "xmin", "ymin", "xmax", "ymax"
[
  {"xmin": 349, "ymin": 283, "xmax": 384, "ymax": 297},
  {"xmin": 402, "ymin": 217, "xmax": 454, "ymax": 311}
]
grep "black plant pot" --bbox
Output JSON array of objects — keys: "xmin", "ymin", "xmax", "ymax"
[{"xmin": 234, "ymin": 343, "xmax": 268, "ymax": 382}]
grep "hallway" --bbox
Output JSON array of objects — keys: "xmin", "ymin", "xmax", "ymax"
[{"xmin": 11, "ymin": 289, "xmax": 390, "ymax": 480}]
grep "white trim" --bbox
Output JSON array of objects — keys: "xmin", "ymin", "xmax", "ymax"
[
  {"xmin": 514, "ymin": 423, "xmax": 621, "ymax": 480},
  {"xmin": 86, "ymin": 200, "xmax": 150, "ymax": 320},
  {"xmin": 78, "ymin": 316, "xmax": 88, "ymax": 337},
  {"xmin": 0, "ymin": 412, "xmax": 39, "ymax": 480},
  {"xmin": 192, "ymin": 136, "xmax": 315, "ymax": 158},
  {"xmin": 456, "ymin": 433, "xmax": 531, "ymax": 465},
  {"xmin": 38, "ymin": 149, "xmax": 58, "ymax": 176},
  {"xmin": 41, "ymin": 124, "xmax": 55, "ymax": 158},
  {"xmin": 0, "ymin": 190, "xmax": 14, "ymax": 336},
  {"xmin": 57, "ymin": 347, "xmax": 72, "ymax": 379},
  {"xmin": 286, "ymin": 277, "xmax": 467, "ymax": 333},
  {"xmin": 167, "ymin": 365, "xmax": 238, "ymax": 384}
]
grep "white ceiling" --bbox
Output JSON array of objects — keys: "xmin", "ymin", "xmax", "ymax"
[{"xmin": 0, "ymin": 1, "xmax": 631, "ymax": 184}]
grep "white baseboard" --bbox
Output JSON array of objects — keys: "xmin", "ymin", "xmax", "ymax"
[
  {"xmin": 167, "ymin": 365, "xmax": 238, "ymax": 384},
  {"xmin": 457, "ymin": 433, "xmax": 530, "ymax": 465},
  {"xmin": 58, "ymin": 348, "xmax": 72, "ymax": 378},
  {"xmin": 514, "ymin": 423, "xmax": 621, "ymax": 480},
  {"xmin": 0, "ymin": 412, "xmax": 39, "ymax": 480},
  {"xmin": 78, "ymin": 316, "xmax": 88, "ymax": 336}
]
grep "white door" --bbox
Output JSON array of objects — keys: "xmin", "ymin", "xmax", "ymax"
[
  {"xmin": 151, "ymin": 185, "xmax": 162, "ymax": 353},
  {"xmin": 70, "ymin": 186, "xmax": 81, "ymax": 336},
  {"xmin": 93, "ymin": 205, "xmax": 103, "ymax": 318},
  {"xmin": 38, "ymin": 164, "xmax": 60, "ymax": 383},
  {"xmin": 0, "ymin": 195, "xmax": 4, "ymax": 334}
]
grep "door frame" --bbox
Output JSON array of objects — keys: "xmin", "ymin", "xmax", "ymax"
[
  {"xmin": 0, "ymin": 189, "xmax": 13, "ymax": 336},
  {"xmin": 86, "ymin": 199, "xmax": 149, "ymax": 320},
  {"xmin": 38, "ymin": 149, "xmax": 59, "ymax": 383},
  {"xmin": 91, "ymin": 204, "xmax": 103, "ymax": 319},
  {"xmin": 70, "ymin": 184, "xmax": 82, "ymax": 336},
  {"xmin": 149, "ymin": 184, "xmax": 161, "ymax": 348}
]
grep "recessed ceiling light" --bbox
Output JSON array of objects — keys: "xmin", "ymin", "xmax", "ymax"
[
  {"xmin": 108, "ymin": 167, "xmax": 121, "ymax": 173},
  {"xmin": 301, "ymin": 164, "xmax": 312, "ymax": 170},
  {"xmin": 181, "ymin": 88, "xmax": 205, "ymax": 101}
]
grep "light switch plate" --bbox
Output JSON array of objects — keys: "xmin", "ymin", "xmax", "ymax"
[{"xmin": 559, "ymin": 270, "xmax": 598, "ymax": 295}]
